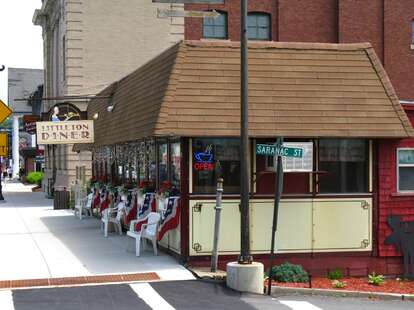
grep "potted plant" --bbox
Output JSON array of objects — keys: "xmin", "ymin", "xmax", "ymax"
[{"xmin": 137, "ymin": 180, "xmax": 155, "ymax": 206}]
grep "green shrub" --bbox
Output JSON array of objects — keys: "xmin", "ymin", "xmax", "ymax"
[
  {"xmin": 26, "ymin": 172, "xmax": 44, "ymax": 186},
  {"xmin": 328, "ymin": 269, "xmax": 343, "ymax": 280},
  {"xmin": 368, "ymin": 273, "xmax": 385, "ymax": 286},
  {"xmin": 332, "ymin": 280, "xmax": 347, "ymax": 289},
  {"xmin": 269, "ymin": 262, "xmax": 309, "ymax": 283}
]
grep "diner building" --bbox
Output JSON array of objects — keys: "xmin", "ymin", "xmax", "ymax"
[{"xmin": 81, "ymin": 40, "xmax": 414, "ymax": 275}]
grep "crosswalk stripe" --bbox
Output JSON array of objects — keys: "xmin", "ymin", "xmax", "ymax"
[
  {"xmin": 130, "ymin": 283, "xmax": 176, "ymax": 310},
  {"xmin": 280, "ymin": 300, "xmax": 323, "ymax": 310},
  {"xmin": 0, "ymin": 291, "xmax": 15, "ymax": 310}
]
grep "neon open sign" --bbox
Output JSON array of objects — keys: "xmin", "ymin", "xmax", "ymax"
[{"xmin": 194, "ymin": 145, "xmax": 215, "ymax": 171}]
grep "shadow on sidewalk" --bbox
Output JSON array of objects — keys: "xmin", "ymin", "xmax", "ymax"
[{"xmin": 38, "ymin": 212, "xmax": 188, "ymax": 278}]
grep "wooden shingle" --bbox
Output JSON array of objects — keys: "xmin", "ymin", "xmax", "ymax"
[{"xmin": 87, "ymin": 40, "xmax": 414, "ymax": 147}]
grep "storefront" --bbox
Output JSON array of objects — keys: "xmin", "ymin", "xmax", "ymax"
[{"xmin": 82, "ymin": 41, "xmax": 414, "ymax": 275}]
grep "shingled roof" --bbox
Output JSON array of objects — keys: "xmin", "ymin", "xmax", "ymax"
[{"xmin": 87, "ymin": 40, "xmax": 414, "ymax": 147}]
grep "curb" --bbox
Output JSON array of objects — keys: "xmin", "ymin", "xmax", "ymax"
[{"xmin": 270, "ymin": 286, "xmax": 414, "ymax": 301}]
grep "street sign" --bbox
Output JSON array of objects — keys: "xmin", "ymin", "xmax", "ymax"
[
  {"xmin": 153, "ymin": 0, "xmax": 224, "ymax": 3},
  {"xmin": 0, "ymin": 133, "xmax": 8, "ymax": 157},
  {"xmin": 256, "ymin": 144, "xmax": 304, "ymax": 158},
  {"xmin": 157, "ymin": 8, "xmax": 220, "ymax": 18},
  {"xmin": 0, "ymin": 100, "xmax": 12, "ymax": 124}
]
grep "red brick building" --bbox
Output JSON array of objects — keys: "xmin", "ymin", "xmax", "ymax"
[
  {"xmin": 185, "ymin": 0, "xmax": 414, "ymax": 101},
  {"xmin": 185, "ymin": 0, "xmax": 414, "ymax": 275}
]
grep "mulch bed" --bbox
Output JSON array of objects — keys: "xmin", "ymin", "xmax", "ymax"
[{"xmin": 266, "ymin": 278, "xmax": 414, "ymax": 294}]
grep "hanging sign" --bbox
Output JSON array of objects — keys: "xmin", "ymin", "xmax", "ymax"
[
  {"xmin": 23, "ymin": 115, "xmax": 40, "ymax": 135},
  {"xmin": 36, "ymin": 120, "xmax": 94, "ymax": 145}
]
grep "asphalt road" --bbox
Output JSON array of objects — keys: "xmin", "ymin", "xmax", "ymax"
[{"xmin": 2, "ymin": 280, "xmax": 413, "ymax": 310}]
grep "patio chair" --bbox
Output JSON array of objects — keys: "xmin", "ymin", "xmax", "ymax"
[
  {"xmin": 101, "ymin": 193, "xmax": 123, "ymax": 237},
  {"xmin": 127, "ymin": 212, "xmax": 160, "ymax": 256},
  {"xmin": 74, "ymin": 192, "xmax": 93, "ymax": 220}
]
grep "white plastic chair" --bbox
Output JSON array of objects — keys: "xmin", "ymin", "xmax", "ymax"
[
  {"xmin": 127, "ymin": 212, "xmax": 160, "ymax": 256},
  {"xmin": 101, "ymin": 203, "xmax": 123, "ymax": 238},
  {"xmin": 74, "ymin": 191, "xmax": 92, "ymax": 220}
]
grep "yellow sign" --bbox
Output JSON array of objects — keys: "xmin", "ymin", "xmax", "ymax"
[
  {"xmin": 0, "ymin": 133, "xmax": 8, "ymax": 157},
  {"xmin": 0, "ymin": 100, "xmax": 12, "ymax": 124},
  {"xmin": 36, "ymin": 120, "xmax": 95, "ymax": 145}
]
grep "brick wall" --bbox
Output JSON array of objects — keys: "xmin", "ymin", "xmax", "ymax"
[
  {"xmin": 185, "ymin": 0, "xmax": 277, "ymax": 41},
  {"xmin": 378, "ymin": 109, "xmax": 414, "ymax": 257},
  {"xmin": 278, "ymin": 0, "xmax": 338, "ymax": 43},
  {"xmin": 384, "ymin": 0, "xmax": 414, "ymax": 100},
  {"xmin": 185, "ymin": 0, "xmax": 414, "ymax": 101},
  {"xmin": 338, "ymin": 0, "xmax": 384, "ymax": 61}
]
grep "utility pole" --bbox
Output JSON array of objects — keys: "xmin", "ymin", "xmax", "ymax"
[{"xmin": 239, "ymin": 0, "xmax": 251, "ymax": 265}]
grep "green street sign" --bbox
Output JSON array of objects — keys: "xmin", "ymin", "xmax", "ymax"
[{"xmin": 256, "ymin": 144, "xmax": 304, "ymax": 158}]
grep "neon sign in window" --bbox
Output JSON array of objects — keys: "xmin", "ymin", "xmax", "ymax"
[{"xmin": 194, "ymin": 145, "xmax": 215, "ymax": 171}]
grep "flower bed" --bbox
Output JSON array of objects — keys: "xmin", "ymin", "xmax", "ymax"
[{"xmin": 266, "ymin": 278, "xmax": 414, "ymax": 295}]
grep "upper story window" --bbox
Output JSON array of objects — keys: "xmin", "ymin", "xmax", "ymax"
[
  {"xmin": 248, "ymin": 13, "xmax": 271, "ymax": 40},
  {"xmin": 397, "ymin": 148, "xmax": 414, "ymax": 192},
  {"xmin": 203, "ymin": 12, "xmax": 228, "ymax": 39}
]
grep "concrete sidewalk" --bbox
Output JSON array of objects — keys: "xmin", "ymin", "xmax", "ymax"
[{"xmin": 0, "ymin": 181, "xmax": 193, "ymax": 283}]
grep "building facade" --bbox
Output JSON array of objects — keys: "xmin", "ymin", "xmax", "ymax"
[
  {"xmin": 33, "ymin": 0, "xmax": 185, "ymax": 195},
  {"xmin": 184, "ymin": 0, "xmax": 414, "ymax": 274},
  {"xmin": 85, "ymin": 40, "xmax": 414, "ymax": 276},
  {"xmin": 7, "ymin": 68, "xmax": 43, "ymax": 178},
  {"xmin": 185, "ymin": 0, "xmax": 414, "ymax": 101}
]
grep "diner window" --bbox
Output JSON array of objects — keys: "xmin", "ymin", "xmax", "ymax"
[
  {"xmin": 256, "ymin": 139, "xmax": 312, "ymax": 195},
  {"xmin": 318, "ymin": 139, "xmax": 368, "ymax": 194},
  {"xmin": 397, "ymin": 148, "xmax": 414, "ymax": 192},
  {"xmin": 248, "ymin": 13, "xmax": 271, "ymax": 40},
  {"xmin": 192, "ymin": 138, "xmax": 240, "ymax": 194},
  {"xmin": 171, "ymin": 142, "xmax": 181, "ymax": 190},
  {"xmin": 203, "ymin": 12, "xmax": 228, "ymax": 39},
  {"xmin": 158, "ymin": 143, "xmax": 168, "ymax": 185},
  {"xmin": 147, "ymin": 141, "xmax": 156, "ymax": 185},
  {"xmin": 138, "ymin": 142, "xmax": 146, "ymax": 182}
]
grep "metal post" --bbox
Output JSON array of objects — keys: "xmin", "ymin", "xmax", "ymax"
[
  {"xmin": 211, "ymin": 178, "xmax": 224, "ymax": 272},
  {"xmin": 267, "ymin": 138, "xmax": 284, "ymax": 295},
  {"xmin": 0, "ymin": 156, "xmax": 5, "ymax": 202},
  {"xmin": 239, "ymin": 0, "xmax": 252, "ymax": 265}
]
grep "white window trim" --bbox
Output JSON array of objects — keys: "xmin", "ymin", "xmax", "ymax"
[{"xmin": 396, "ymin": 148, "xmax": 414, "ymax": 193}]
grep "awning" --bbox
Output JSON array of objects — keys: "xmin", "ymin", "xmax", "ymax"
[{"xmin": 87, "ymin": 40, "xmax": 414, "ymax": 147}]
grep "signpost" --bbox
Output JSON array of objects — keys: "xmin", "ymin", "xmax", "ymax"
[
  {"xmin": 256, "ymin": 139, "xmax": 304, "ymax": 295},
  {"xmin": 157, "ymin": 8, "xmax": 220, "ymax": 18}
]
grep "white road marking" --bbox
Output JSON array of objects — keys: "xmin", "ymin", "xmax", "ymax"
[
  {"xmin": 130, "ymin": 283, "xmax": 176, "ymax": 310},
  {"xmin": 280, "ymin": 300, "xmax": 323, "ymax": 310},
  {"xmin": 0, "ymin": 291, "xmax": 15, "ymax": 310}
]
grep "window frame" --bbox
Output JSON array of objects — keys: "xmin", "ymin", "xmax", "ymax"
[
  {"xmin": 397, "ymin": 147, "xmax": 414, "ymax": 193},
  {"xmin": 202, "ymin": 11, "xmax": 228, "ymax": 40},
  {"xmin": 247, "ymin": 12, "xmax": 271, "ymax": 41},
  {"xmin": 317, "ymin": 138, "xmax": 370, "ymax": 195}
]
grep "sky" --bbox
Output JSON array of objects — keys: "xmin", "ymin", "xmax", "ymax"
[{"xmin": 0, "ymin": 0, "xmax": 43, "ymax": 104}]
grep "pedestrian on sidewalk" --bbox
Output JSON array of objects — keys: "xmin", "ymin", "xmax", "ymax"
[{"xmin": 7, "ymin": 167, "xmax": 12, "ymax": 180}]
